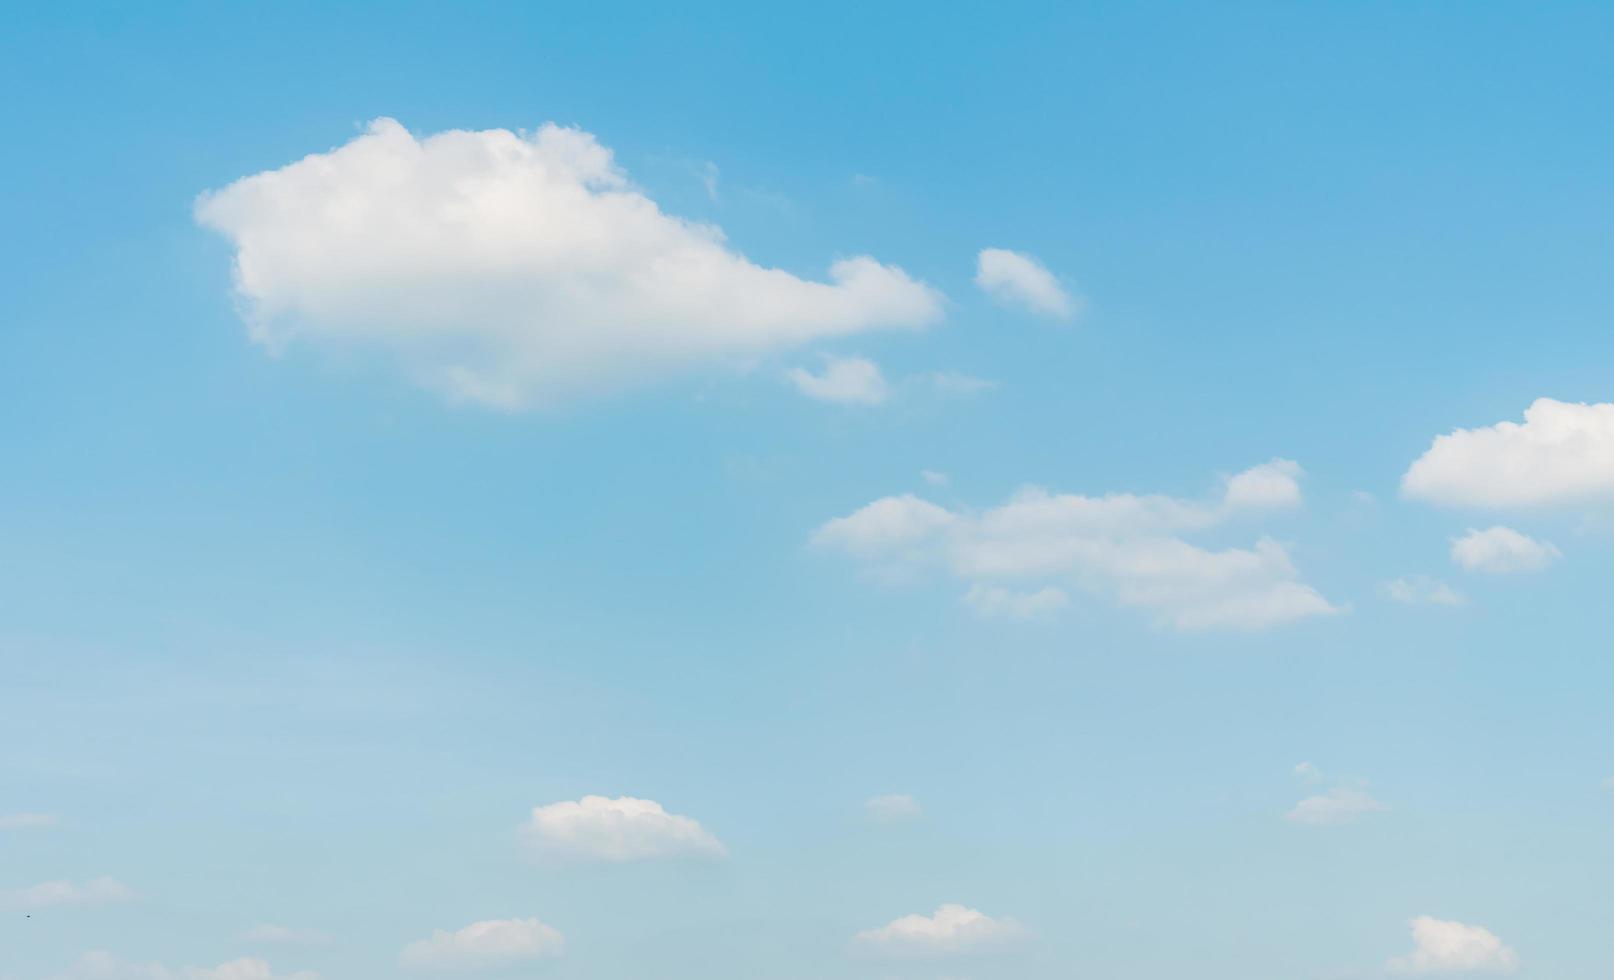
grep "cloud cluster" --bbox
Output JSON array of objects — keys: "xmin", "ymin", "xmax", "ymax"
[
  {"xmin": 854, "ymin": 904, "xmax": 1028, "ymax": 956},
  {"xmin": 812, "ymin": 460, "xmax": 1339, "ymax": 630},
  {"xmin": 196, "ymin": 119, "xmax": 942, "ymax": 408},
  {"xmin": 1387, "ymin": 916, "xmax": 1519, "ymax": 974},
  {"xmin": 400, "ymin": 917, "xmax": 564, "ymax": 972},
  {"xmin": 521, "ymin": 795, "xmax": 726, "ymax": 862},
  {"xmin": 1, "ymin": 876, "xmax": 135, "ymax": 910},
  {"xmin": 1402, "ymin": 398, "xmax": 1614, "ymax": 508},
  {"xmin": 974, "ymin": 248, "xmax": 1077, "ymax": 320}
]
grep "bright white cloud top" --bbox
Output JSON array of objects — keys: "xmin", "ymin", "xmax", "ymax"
[
  {"xmin": 1284, "ymin": 786, "xmax": 1388, "ymax": 826},
  {"xmin": 56, "ymin": 952, "xmax": 318, "ymax": 980},
  {"xmin": 812, "ymin": 459, "xmax": 1339, "ymax": 631},
  {"xmin": 399, "ymin": 917, "xmax": 564, "ymax": 972},
  {"xmin": 854, "ymin": 903, "xmax": 1029, "ymax": 956},
  {"xmin": 787, "ymin": 355, "xmax": 889, "ymax": 405},
  {"xmin": 1402, "ymin": 398, "xmax": 1614, "ymax": 508},
  {"xmin": 1387, "ymin": 916, "xmax": 1520, "ymax": 974},
  {"xmin": 0, "ymin": 876, "xmax": 135, "ymax": 910},
  {"xmin": 1450, "ymin": 526, "xmax": 1559, "ymax": 574},
  {"xmin": 521, "ymin": 795, "xmax": 726, "ymax": 862},
  {"xmin": 195, "ymin": 118, "xmax": 943, "ymax": 408},
  {"xmin": 974, "ymin": 247, "xmax": 1077, "ymax": 319}
]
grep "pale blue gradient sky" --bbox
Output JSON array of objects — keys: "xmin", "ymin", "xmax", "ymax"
[{"xmin": 4, "ymin": 3, "xmax": 1614, "ymax": 979}]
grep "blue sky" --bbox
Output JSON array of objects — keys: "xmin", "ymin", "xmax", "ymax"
[{"xmin": 4, "ymin": 3, "xmax": 1614, "ymax": 978}]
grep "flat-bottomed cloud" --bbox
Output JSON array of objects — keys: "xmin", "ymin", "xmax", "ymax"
[
  {"xmin": 196, "ymin": 119, "xmax": 943, "ymax": 408},
  {"xmin": 521, "ymin": 795, "xmax": 726, "ymax": 862}
]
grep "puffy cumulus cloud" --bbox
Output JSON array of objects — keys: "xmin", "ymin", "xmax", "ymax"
[
  {"xmin": 962, "ymin": 584, "xmax": 1070, "ymax": 620},
  {"xmin": 195, "ymin": 118, "xmax": 943, "ymax": 408},
  {"xmin": 399, "ymin": 918, "xmax": 564, "ymax": 972},
  {"xmin": 812, "ymin": 460, "xmax": 1338, "ymax": 631},
  {"xmin": 788, "ymin": 356, "xmax": 889, "ymax": 405},
  {"xmin": 974, "ymin": 248, "xmax": 1077, "ymax": 320},
  {"xmin": 1, "ymin": 876, "xmax": 135, "ymax": 910},
  {"xmin": 521, "ymin": 795, "xmax": 725, "ymax": 862},
  {"xmin": 0, "ymin": 811, "xmax": 57, "ymax": 830},
  {"xmin": 854, "ymin": 904, "xmax": 1029, "ymax": 956},
  {"xmin": 1450, "ymin": 526, "xmax": 1560, "ymax": 574},
  {"xmin": 55, "ymin": 953, "xmax": 317, "ymax": 980},
  {"xmin": 1284, "ymin": 786, "xmax": 1388, "ymax": 826},
  {"xmin": 1388, "ymin": 916, "xmax": 1520, "ymax": 975},
  {"xmin": 1402, "ymin": 399, "xmax": 1614, "ymax": 508},
  {"xmin": 1381, "ymin": 576, "xmax": 1467, "ymax": 606},
  {"xmin": 864, "ymin": 793, "xmax": 923, "ymax": 822}
]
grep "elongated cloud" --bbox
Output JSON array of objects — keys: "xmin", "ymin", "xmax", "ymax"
[
  {"xmin": 195, "ymin": 119, "xmax": 943, "ymax": 408},
  {"xmin": 974, "ymin": 248, "xmax": 1077, "ymax": 319},
  {"xmin": 1403, "ymin": 398, "xmax": 1614, "ymax": 508},
  {"xmin": 400, "ymin": 917, "xmax": 564, "ymax": 972},
  {"xmin": 788, "ymin": 356, "xmax": 889, "ymax": 405},
  {"xmin": 1, "ymin": 876, "xmax": 135, "ymax": 910},
  {"xmin": 1450, "ymin": 526, "xmax": 1559, "ymax": 574},
  {"xmin": 1284, "ymin": 786, "xmax": 1388, "ymax": 826},
  {"xmin": 854, "ymin": 904, "xmax": 1029, "ymax": 956},
  {"xmin": 1388, "ymin": 916, "xmax": 1519, "ymax": 974},
  {"xmin": 55, "ymin": 952, "xmax": 317, "ymax": 980},
  {"xmin": 813, "ymin": 460, "xmax": 1339, "ymax": 631},
  {"xmin": 521, "ymin": 795, "xmax": 725, "ymax": 862}
]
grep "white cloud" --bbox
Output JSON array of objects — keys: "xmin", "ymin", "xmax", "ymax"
[
  {"xmin": 812, "ymin": 460, "xmax": 1337, "ymax": 631},
  {"xmin": 788, "ymin": 356, "xmax": 889, "ymax": 405},
  {"xmin": 927, "ymin": 371, "xmax": 997, "ymax": 396},
  {"xmin": 1387, "ymin": 916, "xmax": 1519, "ymax": 974},
  {"xmin": 0, "ymin": 811, "xmax": 58, "ymax": 830},
  {"xmin": 400, "ymin": 918, "xmax": 564, "ymax": 972},
  {"xmin": 1, "ymin": 876, "xmax": 135, "ymax": 910},
  {"xmin": 1382, "ymin": 576, "xmax": 1467, "ymax": 606},
  {"xmin": 962, "ymin": 584, "xmax": 1070, "ymax": 620},
  {"xmin": 241, "ymin": 925, "xmax": 330, "ymax": 947},
  {"xmin": 195, "ymin": 118, "xmax": 943, "ymax": 408},
  {"xmin": 864, "ymin": 793, "xmax": 923, "ymax": 822},
  {"xmin": 974, "ymin": 248, "xmax": 1077, "ymax": 320},
  {"xmin": 1450, "ymin": 526, "xmax": 1559, "ymax": 574},
  {"xmin": 1284, "ymin": 786, "xmax": 1388, "ymax": 826},
  {"xmin": 854, "ymin": 904, "xmax": 1029, "ymax": 956},
  {"xmin": 1402, "ymin": 398, "xmax": 1614, "ymax": 508},
  {"xmin": 521, "ymin": 795, "xmax": 725, "ymax": 862},
  {"xmin": 921, "ymin": 469, "xmax": 950, "ymax": 487},
  {"xmin": 1293, "ymin": 761, "xmax": 1322, "ymax": 782},
  {"xmin": 56, "ymin": 953, "xmax": 316, "ymax": 980}
]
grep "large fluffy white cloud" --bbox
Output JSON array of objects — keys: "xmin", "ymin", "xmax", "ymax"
[
  {"xmin": 1, "ymin": 876, "xmax": 135, "ymax": 910},
  {"xmin": 812, "ymin": 460, "xmax": 1339, "ymax": 631},
  {"xmin": 1402, "ymin": 399, "xmax": 1614, "ymax": 508},
  {"xmin": 974, "ymin": 248, "xmax": 1077, "ymax": 320},
  {"xmin": 854, "ymin": 904, "xmax": 1029, "ymax": 956},
  {"xmin": 521, "ymin": 795, "xmax": 725, "ymax": 862},
  {"xmin": 399, "ymin": 918, "xmax": 564, "ymax": 972},
  {"xmin": 55, "ymin": 953, "xmax": 316, "ymax": 980},
  {"xmin": 195, "ymin": 118, "xmax": 943, "ymax": 407},
  {"xmin": 1450, "ymin": 526, "xmax": 1559, "ymax": 574},
  {"xmin": 1388, "ymin": 916, "xmax": 1520, "ymax": 974}
]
